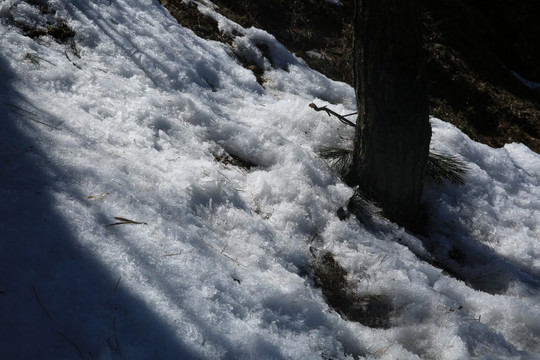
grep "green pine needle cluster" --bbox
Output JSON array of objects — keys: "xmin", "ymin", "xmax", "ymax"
[
  {"xmin": 426, "ymin": 151, "xmax": 469, "ymax": 185},
  {"xmin": 318, "ymin": 145, "xmax": 468, "ymax": 225},
  {"xmin": 346, "ymin": 190, "xmax": 382, "ymax": 227},
  {"xmin": 317, "ymin": 146, "xmax": 468, "ymax": 186},
  {"xmin": 317, "ymin": 147, "xmax": 353, "ymax": 179}
]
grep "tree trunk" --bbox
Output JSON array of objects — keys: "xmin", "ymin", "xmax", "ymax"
[{"xmin": 349, "ymin": 0, "xmax": 431, "ymax": 229}]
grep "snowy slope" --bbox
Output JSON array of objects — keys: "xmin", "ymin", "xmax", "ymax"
[{"xmin": 1, "ymin": 0, "xmax": 540, "ymax": 359}]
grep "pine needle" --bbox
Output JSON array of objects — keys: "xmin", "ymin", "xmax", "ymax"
[
  {"xmin": 32, "ymin": 286, "xmax": 53, "ymax": 321},
  {"xmin": 56, "ymin": 331, "xmax": 85, "ymax": 360},
  {"xmin": 347, "ymin": 190, "xmax": 382, "ymax": 227},
  {"xmin": 426, "ymin": 151, "xmax": 469, "ymax": 185},
  {"xmin": 317, "ymin": 147, "xmax": 353, "ymax": 179},
  {"xmin": 318, "ymin": 144, "xmax": 468, "ymax": 187}
]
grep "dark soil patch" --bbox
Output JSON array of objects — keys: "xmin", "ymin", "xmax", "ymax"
[
  {"xmin": 311, "ymin": 250, "xmax": 393, "ymax": 328},
  {"xmin": 210, "ymin": 0, "xmax": 355, "ymax": 85},
  {"xmin": 45, "ymin": 22, "xmax": 76, "ymax": 42},
  {"xmin": 18, "ymin": 22, "xmax": 75, "ymax": 43},
  {"xmin": 423, "ymin": 1, "xmax": 540, "ymax": 151},
  {"xmin": 6, "ymin": 0, "xmax": 76, "ymax": 43},
  {"xmin": 158, "ymin": 0, "xmax": 273, "ymax": 86},
  {"xmin": 161, "ymin": 0, "xmax": 540, "ymax": 154},
  {"xmin": 233, "ymin": 47, "xmax": 267, "ymax": 87},
  {"xmin": 213, "ymin": 151, "xmax": 258, "ymax": 171},
  {"xmin": 157, "ymin": 0, "xmax": 234, "ymax": 44}
]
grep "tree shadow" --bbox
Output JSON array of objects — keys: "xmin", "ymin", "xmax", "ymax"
[
  {"xmin": 0, "ymin": 52, "xmax": 200, "ymax": 359},
  {"xmin": 419, "ymin": 185, "xmax": 540, "ymax": 295}
]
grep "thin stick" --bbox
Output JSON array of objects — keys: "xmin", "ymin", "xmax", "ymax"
[{"xmin": 309, "ymin": 103, "xmax": 356, "ymax": 127}]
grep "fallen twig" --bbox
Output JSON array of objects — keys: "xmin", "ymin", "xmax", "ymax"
[
  {"xmin": 104, "ymin": 216, "xmax": 148, "ymax": 227},
  {"xmin": 309, "ymin": 103, "xmax": 356, "ymax": 127}
]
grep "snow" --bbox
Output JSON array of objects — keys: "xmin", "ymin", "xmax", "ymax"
[
  {"xmin": 1, "ymin": 0, "xmax": 540, "ymax": 359},
  {"xmin": 327, "ymin": 0, "xmax": 344, "ymax": 6},
  {"xmin": 511, "ymin": 70, "xmax": 540, "ymax": 91}
]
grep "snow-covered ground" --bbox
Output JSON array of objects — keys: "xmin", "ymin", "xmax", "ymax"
[{"xmin": 1, "ymin": 0, "xmax": 539, "ymax": 359}]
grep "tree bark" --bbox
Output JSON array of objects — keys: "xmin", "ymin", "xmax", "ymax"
[{"xmin": 349, "ymin": 0, "xmax": 431, "ymax": 229}]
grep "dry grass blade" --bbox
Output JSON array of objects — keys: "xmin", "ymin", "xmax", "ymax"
[
  {"xmin": 113, "ymin": 276, "xmax": 121, "ymax": 291},
  {"xmin": 32, "ymin": 286, "xmax": 53, "ymax": 321},
  {"xmin": 104, "ymin": 217, "xmax": 148, "ymax": 227},
  {"xmin": 200, "ymin": 239, "xmax": 247, "ymax": 268},
  {"xmin": 24, "ymin": 53, "xmax": 56, "ymax": 66},
  {"xmin": 8, "ymin": 103, "xmax": 63, "ymax": 130},
  {"xmin": 87, "ymin": 192, "xmax": 110, "ymax": 200},
  {"xmin": 112, "ymin": 317, "xmax": 121, "ymax": 356},
  {"xmin": 8, "ymin": 103, "xmax": 38, "ymax": 116},
  {"xmin": 163, "ymin": 252, "xmax": 183, "ymax": 257},
  {"xmin": 56, "ymin": 331, "xmax": 86, "ymax": 360}
]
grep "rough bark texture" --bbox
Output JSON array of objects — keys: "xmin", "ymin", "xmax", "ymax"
[{"xmin": 349, "ymin": 0, "xmax": 431, "ymax": 229}]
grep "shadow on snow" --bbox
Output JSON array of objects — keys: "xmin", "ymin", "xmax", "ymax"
[{"xmin": 0, "ymin": 52, "xmax": 200, "ymax": 360}]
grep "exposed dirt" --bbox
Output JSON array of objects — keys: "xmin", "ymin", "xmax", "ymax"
[
  {"xmin": 6, "ymin": 0, "xmax": 76, "ymax": 43},
  {"xmin": 158, "ymin": 0, "xmax": 234, "ymax": 44},
  {"xmin": 213, "ymin": 151, "xmax": 258, "ymax": 171},
  {"xmin": 160, "ymin": 0, "xmax": 540, "ymax": 153},
  {"xmin": 311, "ymin": 250, "xmax": 393, "ymax": 328},
  {"xmin": 423, "ymin": 1, "xmax": 540, "ymax": 151}
]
